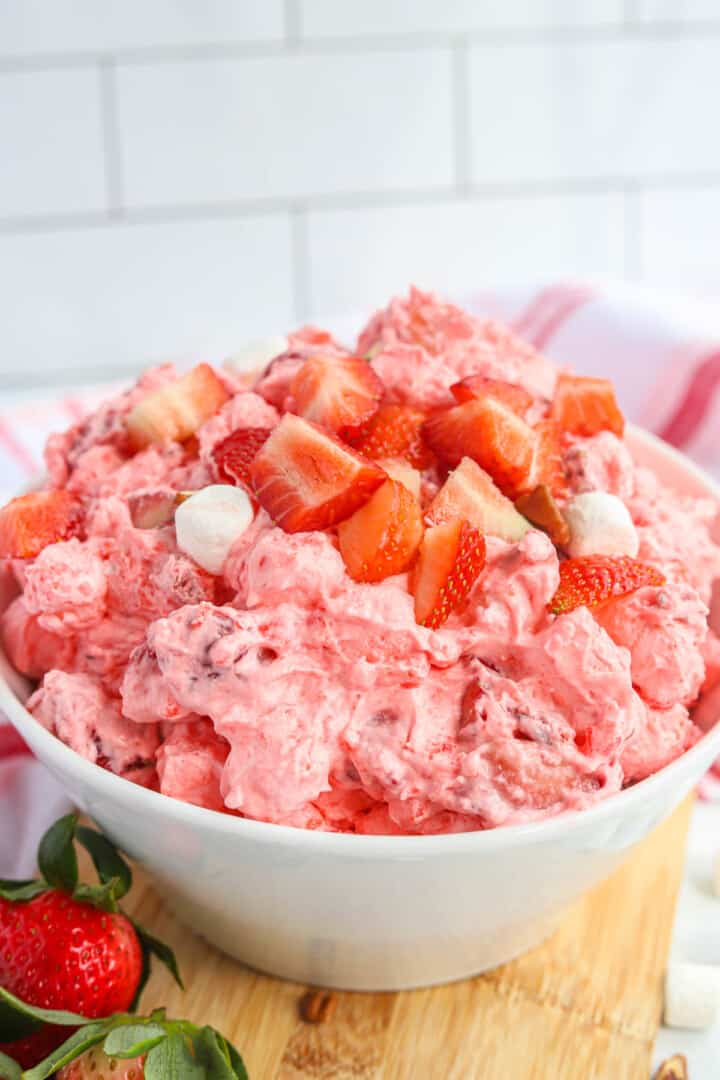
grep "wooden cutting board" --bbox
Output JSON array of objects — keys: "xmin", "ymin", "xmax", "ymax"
[{"xmin": 117, "ymin": 797, "xmax": 693, "ymax": 1080}]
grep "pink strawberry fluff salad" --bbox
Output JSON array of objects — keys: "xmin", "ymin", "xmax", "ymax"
[{"xmin": 1, "ymin": 286, "xmax": 720, "ymax": 835}]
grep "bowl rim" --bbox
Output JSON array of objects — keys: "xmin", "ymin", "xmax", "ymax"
[{"xmin": 2, "ymin": 424, "xmax": 720, "ymax": 857}]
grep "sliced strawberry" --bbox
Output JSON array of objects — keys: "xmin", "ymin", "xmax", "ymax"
[
  {"xmin": 376, "ymin": 457, "xmax": 421, "ymax": 500},
  {"xmin": 0, "ymin": 491, "xmax": 83, "ymax": 558},
  {"xmin": 527, "ymin": 419, "xmax": 567, "ymax": 496},
  {"xmin": 450, "ymin": 375, "xmax": 534, "ymax": 417},
  {"xmin": 427, "ymin": 458, "xmax": 530, "ymax": 542},
  {"xmin": 549, "ymin": 555, "xmax": 665, "ymax": 615},
  {"xmin": 351, "ymin": 403, "xmax": 433, "ymax": 469},
  {"xmin": 291, "ymin": 354, "xmax": 384, "ymax": 439},
  {"xmin": 514, "ymin": 484, "xmax": 569, "ymax": 546},
  {"xmin": 249, "ymin": 414, "xmax": 386, "ymax": 533},
  {"xmin": 423, "ymin": 397, "xmax": 535, "ymax": 497},
  {"xmin": 338, "ymin": 478, "xmax": 424, "ymax": 583},
  {"xmin": 212, "ymin": 427, "xmax": 272, "ymax": 488},
  {"xmin": 125, "ymin": 363, "xmax": 230, "ymax": 450},
  {"xmin": 127, "ymin": 489, "xmax": 179, "ymax": 529},
  {"xmin": 412, "ymin": 519, "xmax": 486, "ymax": 629},
  {"xmin": 552, "ymin": 373, "xmax": 624, "ymax": 438}
]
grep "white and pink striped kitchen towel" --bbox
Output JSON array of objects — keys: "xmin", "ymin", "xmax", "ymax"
[{"xmin": 2, "ymin": 279, "xmax": 720, "ymax": 874}]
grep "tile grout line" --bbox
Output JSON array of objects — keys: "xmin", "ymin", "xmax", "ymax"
[
  {"xmin": 0, "ymin": 22, "xmax": 719, "ymax": 73},
  {"xmin": 291, "ymin": 207, "xmax": 311, "ymax": 322},
  {"xmin": 98, "ymin": 56, "xmax": 125, "ymax": 216},
  {"xmin": 283, "ymin": 0, "xmax": 301, "ymax": 46},
  {"xmin": 451, "ymin": 38, "xmax": 473, "ymax": 194},
  {"xmin": 5, "ymin": 175, "xmax": 720, "ymax": 237}
]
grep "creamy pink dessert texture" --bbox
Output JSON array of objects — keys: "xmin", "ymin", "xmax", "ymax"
[{"xmin": 3, "ymin": 287, "xmax": 720, "ymax": 834}]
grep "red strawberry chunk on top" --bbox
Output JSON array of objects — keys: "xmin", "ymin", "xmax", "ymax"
[
  {"xmin": 549, "ymin": 555, "xmax": 665, "ymax": 615},
  {"xmin": 552, "ymin": 373, "xmax": 624, "ymax": 438},
  {"xmin": 525, "ymin": 419, "xmax": 568, "ymax": 497},
  {"xmin": 350, "ymin": 403, "xmax": 434, "ymax": 470},
  {"xmin": 212, "ymin": 427, "xmax": 272, "ymax": 488},
  {"xmin": 0, "ymin": 490, "xmax": 83, "ymax": 559},
  {"xmin": 412, "ymin": 519, "xmax": 487, "ymax": 629},
  {"xmin": 450, "ymin": 375, "xmax": 534, "ymax": 417},
  {"xmin": 338, "ymin": 478, "xmax": 424, "ymax": 583},
  {"xmin": 249, "ymin": 413, "xmax": 386, "ymax": 533},
  {"xmin": 423, "ymin": 396, "xmax": 536, "ymax": 498},
  {"xmin": 290, "ymin": 353, "xmax": 384, "ymax": 439}
]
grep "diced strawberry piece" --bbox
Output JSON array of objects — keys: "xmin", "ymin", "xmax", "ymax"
[
  {"xmin": 338, "ymin": 478, "xmax": 424, "ymax": 583},
  {"xmin": 290, "ymin": 354, "xmax": 384, "ymax": 439},
  {"xmin": 377, "ymin": 457, "xmax": 421, "ymax": 500},
  {"xmin": 212, "ymin": 427, "xmax": 272, "ymax": 488},
  {"xmin": 0, "ymin": 491, "xmax": 83, "ymax": 558},
  {"xmin": 514, "ymin": 484, "xmax": 570, "ymax": 547},
  {"xmin": 552, "ymin": 373, "xmax": 624, "ymax": 438},
  {"xmin": 412, "ymin": 519, "xmax": 486, "ymax": 629},
  {"xmin": 125, "ymin": 363, "xmax": 230, "ymax": 450},
  {"xmin": 423, "ymin": 397, "xmax": 535, "ymax": 497},
  {"xmin": 549, "ymin": 555, "xmax": 665, "ymax": 615},
  {"xmin": 527, "ymin": 419, "xmax": 567, "ymax": 496},
  {"xmin": 450, "ymin": 375, "xmax": 534, "ymax": 416},
  {"xmin": 249, "ymin": 414, "xmax": 386, "ymax": 533},
  {"xmin": 127, "ymin": 489, "xmax": 180, "ymax": 529},
  {"xmin": 351, "ymin": 403, "xmax": 434, "ymax": 469},
  {"xmin": 427, "ymin": 458, "xmax": 530, "ymax": 542}
]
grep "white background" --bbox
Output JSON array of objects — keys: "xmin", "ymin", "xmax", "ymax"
[{"xmin": 3, "ymin": 0, "xmax": 720, "ymax": 389}]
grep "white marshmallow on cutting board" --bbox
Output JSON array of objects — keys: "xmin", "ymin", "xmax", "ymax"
[
  {"xmin": 175, "ymin": 485, "xmax": 254, "ymax": 575},
  {"xmin": 563, "ymin": 491, "xmax": 639, "ymax": 558},
  {"xmin": 223, "ymin": 335, "xmax": 289, "ymax": 378},
  {"xmin": 664, "ymin": 962, "xmax": 720, "ymax": 1029}
]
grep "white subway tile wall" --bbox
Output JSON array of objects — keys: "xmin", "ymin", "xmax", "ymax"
[{"xmin": 0, "ymin": 1, "xmax": 718, "ymax": 386}]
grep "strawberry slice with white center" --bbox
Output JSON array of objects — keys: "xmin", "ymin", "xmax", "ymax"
[
  {"xmin": 423, "ymin": 397, "xmax": 536, "ymax": 497},
  {"xmin": 212, "ymin": 427, "xmax": 272, "ymax": 488},
  {"xmin": 338, "ymin": 478, "xmax": 424, "ymax": 582},
  {"xmin": 552, "ymin": 373, "xmax": 624, "ymax": 438},
  {"xmin": 125, "ymin": 363, "xmax": 230, "ymax": 450},
  {"xmin": 450, "ymin": 375, "xmax": 534, "ymax": 417},
  {"xmin": 376, "ymin": 457, "xmax": 422, "ymax": 500},
  {"xmin": 412, "ymin": 519, "xmax": 487, "ymax": 629},
  {"xmin": 0, "ymin": 490, "xmax": 84, "ymax": 558},
  {"xmin": 427, "ymin": 457, "xmax": 530, "ymax": 543},
  {"xmin": 290, "ymin": 354, "xmax": 384, "ymax": 439},
  {"xmin": 249, "ymin": 413, "xmax": 386, "ymax": 533}
]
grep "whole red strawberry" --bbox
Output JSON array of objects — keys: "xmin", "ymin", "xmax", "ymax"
[{"xmin": 0, "ymin": 814, "xmax": 181, "ymax": 1069}]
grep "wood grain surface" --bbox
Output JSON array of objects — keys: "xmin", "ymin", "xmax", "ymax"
[{"xmin": 114, "ymin": 797, "xmax": 693, "ymax": 1080}]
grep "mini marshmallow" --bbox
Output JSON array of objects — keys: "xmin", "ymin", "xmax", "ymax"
[
  {"xmin": 223, "ymin": 335, "xmax": 289, "ymax": 378},
  {"xmin": 175, "ymin": 485, "xmax": 254, "ymax": 575},
  {"xmin": 563, "ymin": 491, "xmax": 639, "ymax": 558},
  {"xmin": 664, "ymin": 961, "xmax": 720, "ymax": 1029}
]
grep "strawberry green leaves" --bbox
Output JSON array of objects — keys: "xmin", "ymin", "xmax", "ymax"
[
  {"xmin": 3, "ymin": 813, "xmax": 134, "ymax": 912},
  {"xmin": 0, "ymin": 1047, "xmax": 22, "ymax": 1080},
  {"xmin": 37, "ymin": 814, "xmax": 79, "ymax": 893},
  {"xmin": 20, "ymin": 1012, "xmax": 248, "ymax": 1080},
  {"xmin": 130, "ymin": 922, "xmax": 184, "ymax": 1010},
  {"xmin": 75, "ymin": 825, "xmax": 132, "ymax": 901},
  {"xmin": 0, "ymin": 987, "xmax": 91, "ymax": 1043}
]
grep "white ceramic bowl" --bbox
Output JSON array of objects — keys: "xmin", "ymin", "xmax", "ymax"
[{"xmin": 2, "ymin": 427, "xmax": 719, "ymax": 991}]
